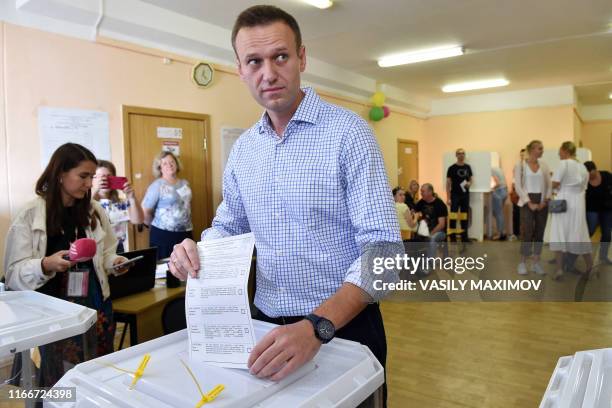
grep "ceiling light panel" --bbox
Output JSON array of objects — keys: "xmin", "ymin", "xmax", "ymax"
[
  {"xmin": 378, "ymin": 45, "xmax": 463, "ymax": 67},
  {"xmin": 442, "ymin": 78, "xmax": 510, "ymax": 93},
  {"xmin": 303, "ymin": 0, "xmax": 333, "ymax": 9}
]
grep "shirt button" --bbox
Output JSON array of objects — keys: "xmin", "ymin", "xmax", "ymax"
[
  {"xmin": 279, "ymin": 287, "xmax": 286, "ymax": 293},
  {"xmin": 274, "ymin": 212, "xmax": 281, "ymax": 218},
  {"xmin": 276, "ymin": 250, "xmax": 283, "ymax": 256},
  {"xmin": 275, "ymin": 177, "xmax": 281, "ymax": 183}
]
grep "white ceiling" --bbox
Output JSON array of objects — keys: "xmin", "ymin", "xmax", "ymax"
[
  {"xmin": 576, "ymin": 82, "xmax": 612, "ymax": 105},
  {"xmin": 141, "ymin": 0, "xmax": 612, "ymax": 102},
  {"xmin": 5, "ymin": 0, "xmax": 612, "ymax": 109}
]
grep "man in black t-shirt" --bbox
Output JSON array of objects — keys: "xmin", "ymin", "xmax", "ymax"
[
  {"xmin": 415, "ymin": 183, "xmax": 448, "ymax": 261},
  {"xmin": 446, "ymin": 148, "xmax": 473, "ymax": 242}
]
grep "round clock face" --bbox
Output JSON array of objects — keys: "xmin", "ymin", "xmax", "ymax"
[{"xmin": 193, "ymin": 63, "xmax": 214, "ymax": 88}]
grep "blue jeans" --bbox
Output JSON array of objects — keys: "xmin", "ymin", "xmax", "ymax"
[
  {"xmin": 492, "ymin": 187, "xmax": 508, "ymax": 235},
  {"xmin": 586, "ymin": 211, "xmax": 612, "ymax": 261},
  {"xmin": 428, "ymin": 231, "xmax": 447, "ymax": 258}
]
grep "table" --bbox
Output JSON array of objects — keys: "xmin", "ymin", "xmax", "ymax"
[{"xmin": 113, "ymin": 283, "xmax": 185, "ymax": 348}]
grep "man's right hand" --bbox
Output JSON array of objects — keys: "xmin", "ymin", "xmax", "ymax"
[
  {"xmin": 42, "ymin": 250, "xmax": 72, "ymax": 275},
  {"xmin": 168, "ymin": 238, "xmax": 200, "ymax": 280}
]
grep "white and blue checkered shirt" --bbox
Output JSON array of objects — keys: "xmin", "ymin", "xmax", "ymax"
[{"xmin": 202, "ymin": 87, "xmax": 401, "ymax": 317}]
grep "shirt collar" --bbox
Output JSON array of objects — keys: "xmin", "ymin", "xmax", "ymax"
[{"xmin": 257, "ymin": 87, "xmax": 320, "ymax": 134}]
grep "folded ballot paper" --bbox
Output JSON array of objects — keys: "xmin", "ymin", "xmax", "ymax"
[{"xmin": 186, "ymin": 233, "xmax": 257, "ymax": 369}]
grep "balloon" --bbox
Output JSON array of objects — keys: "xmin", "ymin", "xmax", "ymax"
[
  {"xmin": 383, "ymin": 106, "xmax": 390, "ymax": 118},
  {"xmin": 369, "ymin": 107, "xmax": 384, "ymax": 121},
  {"xmin": 371, "ymin": 92, "xmax": 385, "ymax": 107}
]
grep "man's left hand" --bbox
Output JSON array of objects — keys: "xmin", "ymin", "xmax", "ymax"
[{"xmin": 248, "ymin": 320, "xmax": 321, "ymax": 381}]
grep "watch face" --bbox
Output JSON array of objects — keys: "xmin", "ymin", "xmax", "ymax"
[
  {"xmin": 317, "ymin": 319, "xmax": 335, "ymax": 340},
  {"xmin": 193, "ymin": 63, "xmax": 213, "ymax": 87}
]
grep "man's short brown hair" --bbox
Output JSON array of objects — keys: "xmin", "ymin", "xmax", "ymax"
[{"xmin": 231, "ymin": 5, "xmax": 302, "ymax": 55}]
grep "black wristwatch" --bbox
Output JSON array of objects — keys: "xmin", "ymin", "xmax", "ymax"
[{"xmin": 304, "ymin": 314, "xmax": 335, "ymax": 344}]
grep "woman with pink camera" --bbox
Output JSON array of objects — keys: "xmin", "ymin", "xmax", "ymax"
[{"xmin": 92, "ymin": 160, "xmax": 144, "ymax": 253}]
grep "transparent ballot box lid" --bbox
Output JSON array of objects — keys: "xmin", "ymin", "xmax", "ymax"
[
  {"xmin": 49, "ymin": 320, "xmax": 383, "ymax": 407},
  {"xmin": 540, "ymin": 348, "xmax": 612, "ymax": 408},
  {"xmin": 0, "ymin": 291, "xmax": 97, "ymax": 356}
]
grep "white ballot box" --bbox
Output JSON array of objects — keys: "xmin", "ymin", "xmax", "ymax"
[
  {"xmin": 48, "ymin": 320, "xmax": 383, "ymax": 407},
  {"xmin": 0, "ymin": 290, "xmax": 97, "ymax": 408},
  {"xmin": 0, "ymin": 291, "xmax": 97, "ymax": 356},
  {"xmin": 540, "ymin": 348, "xmax": 612, "ymax": 408}
]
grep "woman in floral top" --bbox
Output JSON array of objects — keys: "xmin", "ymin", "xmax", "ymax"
[
  {"xmin": 92, "ymin": 160, "xmax": 144, "ymax": 253},
  {"xmin": 142, "ymin": 151, "xmax": 193, "ymax": 260}
]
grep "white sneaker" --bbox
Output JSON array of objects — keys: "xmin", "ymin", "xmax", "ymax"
[
  {"xmin": 517, "ymin": 263, "xmax": 527, "ymax": 275},
  {"xmin": 533, "ymin": 262, "xmax": 546, "ymax": 275},
  {"xmin": 554, "ymin": 269, "xmax": 563, "ymax": 280}
]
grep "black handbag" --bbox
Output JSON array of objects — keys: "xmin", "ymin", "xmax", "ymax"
[{"xmin": 549, "ymin": 199, "xmax": 567, "ymax": 213}]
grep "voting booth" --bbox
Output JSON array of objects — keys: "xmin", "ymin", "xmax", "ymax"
[
  {"xmin": 0, "ymin": 290, "xmax": 97, "ymax": 408},
  {"xmin": 443, "ymin": 151, "xmax": 499, "ymax": 241},
  {"xmin": 541, "ymin": 147, "xmax": 593, "ymax": 172},
  {"xmin": 48, "ymin": 320, "xmax": 384, "ymax": 407},
  {"xmin": 540, "ymin": 347, "xmax": 612, "ymax": 408}
]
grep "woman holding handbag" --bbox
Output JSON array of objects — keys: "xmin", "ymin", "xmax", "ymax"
[
  {"xmin": 513, "ymin": 140, "xmax": 552, "ymax": 275},
  {"xmin": 549, "ymin": 141, "xmax": 593, "ymax": 280}
]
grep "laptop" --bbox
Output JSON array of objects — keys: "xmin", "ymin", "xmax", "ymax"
[{"xmin": 109, "ymin": 247, "xmax": 158, "ymax": 300}]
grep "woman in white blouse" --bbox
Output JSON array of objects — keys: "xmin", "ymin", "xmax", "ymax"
[
  {"xmin": 549, "ymin": 141, "xmax": 593, "ymax": 280},
  {"xmin": 513, "ymin": 140, "xmax": 552, "ymax": 275}
]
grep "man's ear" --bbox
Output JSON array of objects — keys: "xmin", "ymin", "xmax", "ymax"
[{"xmin": 298, "ymin": 45, "xmax": 306, "ymax": 73}]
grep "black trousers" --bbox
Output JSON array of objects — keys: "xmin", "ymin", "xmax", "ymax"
[
  {"xmin": 512, "ymin": 202, "xmax": 521, "ymax": 237},
  {"xmin": 149, "ymin": 225, "xmax": 193, "ymax": 259},
  {"xmin": 450, "ymin": 193, "xmax": 470, "ymax": 241},
  {"xmin": 253, "ymin": 303, "xmax": 388, "ymax": 407}
]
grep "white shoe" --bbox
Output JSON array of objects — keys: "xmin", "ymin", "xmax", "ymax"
[
  {"xmin": 517, "ymin": 263, "xmax": 527, "ymax": 275},
  {"xmin": 533, "ymin": 262, "xmax": 546, "ymax": 276},
  {"xmin": 554, "ymin": 269, "xmax": 563, "ymax": 280}
]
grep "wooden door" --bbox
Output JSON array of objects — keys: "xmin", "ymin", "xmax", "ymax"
[
  {"xmin": 123, "ymin": 106, "xmax": 212, "ymax": 251},
  {"xmin": 397, "ymin": 140, "xmax": 418, "ymax": 189}
]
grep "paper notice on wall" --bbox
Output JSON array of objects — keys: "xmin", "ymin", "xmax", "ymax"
[
  {"xmin": 186, "ymin": 233, "xmax": 256, "ymax": 369},
  {"xmin": 405, "ymin": 147, "xmax": 412, "ymax": 154},
  {"xmin": 38, "ymin": 107, "xmax": 110, "ymax": 169},
  {"xmin": 221, "ymin": 127, "xmax": 245, "ymax": 172},
  {"xmin": 157, "ymin": 127, "xmax": 183, "ymax": 139},
  {"xmin": 162, "ymin": 141, "xmax": 180, "ymax": 156}
]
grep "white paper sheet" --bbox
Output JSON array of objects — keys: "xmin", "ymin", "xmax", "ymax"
[
  {"xmin": 187, "ymin": 233, "xmax": 256, "ymax": 369},
  {"xmin": 221, "ymin": 127, "xmax": 245, "ymax": 172},
  {"xmin": 38, "ymin": 107, "xmax": 111, "ymax": 168}
]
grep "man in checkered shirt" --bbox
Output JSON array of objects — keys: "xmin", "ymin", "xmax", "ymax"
[{"xmin": 169, "ymin": 5, "xmax": 401, "ymax": 404}]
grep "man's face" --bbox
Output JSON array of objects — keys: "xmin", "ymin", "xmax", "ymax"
[
  {"xmin": 420, "ymin": 186, "xmax": 432, "ymax": 200},
  {"xmin": 235, "ymin": 22, "xmax": 306, "ymax": 115},
  {"xmin": 456, "ymin": 150, "xmax": 465, "ymax": 161}
]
